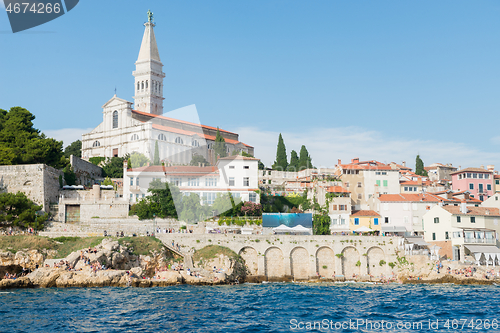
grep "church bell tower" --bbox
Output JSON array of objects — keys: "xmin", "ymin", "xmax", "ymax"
[{"xmin": 133, "ymin": 10, "xmax": 165, "ymax": 115}]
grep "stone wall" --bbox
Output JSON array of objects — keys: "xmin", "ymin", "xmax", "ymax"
[
  {"xmin": 0, "ymin": 164, "xmax": 63, "ymax": 211},
  {"xmin": 70, "ymin": 155, "xmax": 103, "ymax": 186}
]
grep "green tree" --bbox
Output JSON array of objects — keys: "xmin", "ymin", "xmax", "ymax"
[
  {"xmin": 89, "ymin": 157, "xmax": 106, "ymax": 166},
  {"xmin": 129, "ymin": 152, "xmax": 149, "ymax": 169},
  {"xmin": 272, "ymin": 133, "xmax": 288, "ymax": 171},
  {"xmin": 0, "ymin": 107, "xmax": 65, "ymax": 168},
  {"xmin": 64, "ymin": 140, "xmax": 82, "ymax": 158},
  {"xmin": 190, "ymin": 154, "xmax": 209, "ymax": 166},
  {"xmin": 298, "ymin": 145, "xmax": 313, "ymax": 171},
  {"xmin": 102, "ymin": 177, "xmax": 114, "ymax": 186},
  {"xmin": 0, "ymin": 192, "xmax": 48, "ymax": 230},
  {"xmin": 153, "ymin": 140, "xmax": 160, "ymax": 165},
  {"xmin": 102, "ymin": 156, "xmax": 126, "ymax": 178},
  {"xmin": 287, "ymin": 150, "xmax": 299, "ymax": 171},
  {"xmin": 313, "ymin": 213, "xmax": 331, "ymax": 235},
  {"xmin": 63, "ymin": 164, "xmax": 76, "ymax": 185},
  {"xmin": 179, "ymin": 193, "xmax": 207, "ymax": 222},
  {"xmin": 132, "ymin": 180, "xmax": 179, "ymax": 220},
  {"xmin": 214, "ymin": 128, "xmax": 227, "ymax": 159},
  {"xmin": 415, "ymin": 155, "xmax": 428, "ymax": 176}
]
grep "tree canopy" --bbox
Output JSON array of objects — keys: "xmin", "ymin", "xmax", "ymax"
[
  {"xmin": 103, "ymin": 156, "xmax": 126, "ymax": 178},
  {"xmin": 415, "ymin": 155, "xmax": 428, "ymax": 176},
  {"xmin": 298, "ymin": 145, "xmax": 313, "ymax": 170},
  {"xmin": 64, "ymin": 140, "xmax": 81, "ymax": 158},
  {"xmin": 0, "ymin": 192, "xmax": 48, "ymax": 230},
  {"xmin": 130, "ymin": 179, "xmax": 179, "ymax": 220},
  {"xmin": 214, "ymin": 128, "xmax": 227, "ymax": 159},
  {"xmin": 190, "ymin": 154, "xmax": 209, "ymax": 166},
  {"xmin": 0, "ymin": 107, "xmax": 65, "ymax": 168},
  {"xmin": 128, "ymin": 152, "xmax": 149, "ymax": 169},
  {"xmin": 287, "ymin": 150, "xmax": 299, "ymax": 171},
  {"xmin": 272, "ymin": 133, "xmax": 288, "ymax": 171}
]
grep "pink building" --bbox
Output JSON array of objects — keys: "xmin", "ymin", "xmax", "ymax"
[{"xmin": 450, "ymin": 167, "xmax": 494, "ymax": 201}]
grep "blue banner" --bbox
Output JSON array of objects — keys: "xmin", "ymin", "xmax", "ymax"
[{"xmin": 262, "ymin": 213, "xmax": 313, "ymax": 228}]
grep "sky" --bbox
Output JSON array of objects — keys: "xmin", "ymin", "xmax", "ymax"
[{"xmin": 1, "ymin": 1, "xmax": 500, "ymax": 170}]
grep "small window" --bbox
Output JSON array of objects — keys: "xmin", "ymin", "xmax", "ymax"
[
  {"xmin": 136, "ymin": 178, "xmax": 140, "ymax": 186},
  {"xmin": 112, "ymin": 111, "xmax": 118, "ymax": 129},
  {"xmin": 137, "ymin": 82, "xmax": 140, "ymax": 91},
  {"xmin": 229, "ymin": 177, "xmax": 235, "ymax": 186},
  {"xmin": 357, "ymin": 194, "xmax": 362, "ymax": 199},
  {"xmin": 445, "ymin": 231, "xmax": 449, "ymax": 240},
  {"xmin": 130, "ymin": 178, "xmax": 133, "ymax": 186},
  {"xmin": 473, "ymin": 173, "xmax": 478, "ymax": 179},
  {"xmin": 158, "ymin": 134, "xmax": 167, "ymax": 141},
  {"xmin": 249, "ymin": 192, "xmax": 257, "ymax": 203},
  {"xmin": 432, "ymin": 233, "xmax": 436, "ymax": 240},
  {"xmin": 92, "ymin": 141, "xmax": 101, "ymax": 147},
  {"xmin": 357, "ymin": 182, "xmax": 362, "ymax": 188},
  {"xmin": 457, "ymin": 216, "xmax": 461, "ymax": 223},
  {"xmin": 229, "ymin": 165, "xmax": 235, "ymax": 169},
  {"xmin": 192, "ymin": 140, "xmax": 199, "ymax": 147},
  {"xmin": 131, "ymin": 134, "xmax": 139, "ymax": 141},
  {"xmin": 487, "ymin": 184, "xmax": 492, "ymax": 191},
  {"xmin": 243, "ymin": 177, "xmax": 249, "ymax": 186},
  {"xmin": 376, "ymin": 180, "xmax": 381, "ymax": 187},
  {"xmin": 471, "ymin": 216, "xmax": 476, "ymax": 223},
  {"xmin": 244, "ymin": 166, "xmax": 250, "ymax": 169},
  {"xmin": 374, "ymin": 218, "xmax": 379, "ymax": 225},
  {"xmin": 469, "ymin": 183, "xmax": 474, "ymax": 190},
  {"xmin": 354, "ymin": 218, "xmax": 359, "ymax": 225},
  {"xmin": 384, "ymin": 217, "xmax": 389, "ymax": 223},
  {"xmin": 434, "ymin": 217, "xmax": 439, "ymax": 224},
  {"xmin": 346, "ymin": 182, "xmax": 350, "ymax": 188},
  {"xmin": 175, "ymin": 137, "xmax": 183, "ymax": 144},
  {"xmin": 496, "ymin": 180, "xmax": 499, "ymax": 185},
  {"xmin": 383, "ymin": 180, "xmax": 388, "ymax": 187},
  {"xmin": 479, "ymin": 173, "xmax": 484, "ymax": 179}
]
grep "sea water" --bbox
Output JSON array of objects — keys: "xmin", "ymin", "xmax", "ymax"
[{"xmin": 1, "ymin": 283, "xmax": 499, "ymax": 332}]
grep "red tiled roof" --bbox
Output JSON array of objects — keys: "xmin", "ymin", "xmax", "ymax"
[
  {"xmin": 351, "ymin": 210, "xmax": 380, "ymax": 217},
  {"xmin": 325, "ymin": 186, "xmax": 350, "ymax": 193},
  {"xmin": 400, "ymin": 181, "xmax": 422, "ymax": 186},
  {"xmin": 132, "ymin": 109, "xmax": 238, "ymax": 135},
  {"xmin": 442, "ymin": 206, "xmax": 500, "ymax": 217},
  {"xmin": 450, "ymin": 167, "xmax": 493, "ymax": 175}
]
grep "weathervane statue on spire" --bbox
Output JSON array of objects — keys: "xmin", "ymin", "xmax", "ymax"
[{"xmin": 147, "ymin": 9, "xmax": 154, "ymax": 23}]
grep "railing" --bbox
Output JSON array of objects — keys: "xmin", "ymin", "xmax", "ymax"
[{"xmin": 464, "ymin": 238, "xmax": 496, "ymax": 244}]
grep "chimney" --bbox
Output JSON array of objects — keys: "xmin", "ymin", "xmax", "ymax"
[
  {"xmin": 480, "ymin": 165, "xmax": 485, "ymax": 170},
  {"xmin": 338, "ymin": 159, "xmax": 341, "ymax": 165},
  {"xmin": 352, "ymin": 158, "xmax": 359, "ymax": 163},
  {"xmin": 402, "ymin": 161, "xmax": 406, "ymax": 167},
  {"xmin": 487, "ymin": 165, "xmax": 495, "ymax": 171},
  {"xmin": 460, "ymin": 200, "xmax": 467, "ymax": 214},
  {"xmin": 459, "ymin": 166, "xmax": 461, "ymax": 170}
]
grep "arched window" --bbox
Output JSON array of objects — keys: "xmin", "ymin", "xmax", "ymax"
[
  {"xmin": 131, "ymin": 134, "xmax": 139, "ymax": 141},
  {"xmin": 207, "ymin": 143, "xmax": 212, "ymax": 149},
  {"xmin": 146, "ymin": 80, "xmax": 148, "ymax": 89},
  {"xmin": 192, "ymin": 140, "xmax": 199, "ymax": 147},
  {"xmin": 92, "ymin": 141, "xmax": 100, "ymax": 147},
  {"xmin": 158, "ymin": 83, "xmax": 161, "ymax": 93},
  {"xmin": 137, "ymin": 82, "xmax": 140, "ymax": 91},
  {"xmin": 141, "ymin": 81, "xmax": 144, "ymax": 89},
  {"xmin": 154, "ymin": 81, "xmax": 157, "ymax": 92},
  {"xmin": 158, "ymin": 134, "xmax": 167, "ymax": 141},
  {"xmin": 175, "ymin": 137, "xmax": 183, "ymax": 144},
  {"xmin": 112, "ymin": 111, "xmax": 118, "ymax": 129}
]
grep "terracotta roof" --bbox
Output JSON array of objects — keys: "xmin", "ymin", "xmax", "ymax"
[
  {"xmin": 400, "ymin": 181, "xmax": 422, "ymax": 186},
  {"xmin": 495, "ymin": 175, "xmax": 500, "ymax": 179},
  {"xmin": 378, "ymin": 193, "xmax": 445, "ymax": 202},
  {"xmin": 339, "ymin": 164, "xmax": 394, "ymax": 171},
  {"xmin": 351, "ymin": 210, "xmax": 381, "ymax": 217},
  {"xmin": 132, "ymin": 109, "xmax": 238, "ymax": 135},
  {"xmin": 450, "ymin": 168, "xmax": 493, "ymax": 175},
  {"xmin": 218, "ymin": 155, "xmax": 260, "ymax": 161},
  {"xmin": 325, "ymin": 186, "xmax": 350, "ymax": 193},
  {"xmin": 442, "ymin": 206, "xmax": 500, "ymax": 217}
]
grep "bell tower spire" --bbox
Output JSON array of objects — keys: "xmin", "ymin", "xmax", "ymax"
[{"xmin": 133, "ymin": 10, "xmax": 165, "ymax": 115}]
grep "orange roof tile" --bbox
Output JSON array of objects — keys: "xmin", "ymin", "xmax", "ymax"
[
  {"xmin": 325, "ymin": 186, "xmax": 350, "ymax": 193},
  {"xmin": 351, "ymin": 210, "xmax": 381, "ymax": 217}
]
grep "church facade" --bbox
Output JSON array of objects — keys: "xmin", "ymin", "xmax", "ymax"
[{"xmin": 81, "ymin": 16, "xmax": 253, "ymax": 165}]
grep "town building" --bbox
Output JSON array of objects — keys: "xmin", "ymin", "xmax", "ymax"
[
  {"xmin": 424, "ymin": 163, "xmax": 457, "ymax": 182},
  {"xmin": 422, "ymin": 203, "xmax": 500, "ymax": 262},
  {"xmin": 450, "ymin": 167, "xmax": 494, "ymax": 201},
  {"xmin": 349, "ymin": 210, "xmax": 381, "ymax": 233},
  {"xmin": 123, "ymin": 155, "xmax": 260, "ymax": 208},
  {"xmin": 81, "ymin": 14, "xmax": 253, "ymax": 165}
]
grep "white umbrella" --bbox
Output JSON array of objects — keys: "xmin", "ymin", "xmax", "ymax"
[
  {"xmin": 291, "ymin": 225, "xmax": 311, "ymax": 234},
  {"xmin": 354, "ymin": 226, "xmax": 373, "ymax": 233},
  {"xmin": 273, "ymin": 224, "xmax": 293, "ymax": 232}
]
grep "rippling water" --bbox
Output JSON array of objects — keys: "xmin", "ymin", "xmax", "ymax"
[{"xmin": 1, "ymin": 283, "xmax": 500, "ymax": 332}]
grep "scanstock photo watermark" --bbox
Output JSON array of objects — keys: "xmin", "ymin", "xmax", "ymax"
[
  {"xmin": 3, "ymin": 0, "xmax": 79, "ymax": 33},
  {"xmin": 290, "ymin": 318, "xmax": 500, "ymax": 331}
]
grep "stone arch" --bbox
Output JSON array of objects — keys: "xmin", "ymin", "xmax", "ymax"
[
  {"xmin": 264, "ymin": 247, "xmax": 284, "ymax": 279},
  {"xmin": 290, "ymin": 247, "xmax": 309, "ymax": 280},
  {"xmin": 316, "ymin": 246, "xmax": 335, "ymax": 278},
  {"xmin": 239, "ymin": 247, "xmax": 258, "ymax": 276},
  {"xmin": 366, "ymin": 247, "xmax": 385, "ymax": 277},
  {"xmin": 341, "ymin": 246, "xmax": 360, "ymax": 278}
]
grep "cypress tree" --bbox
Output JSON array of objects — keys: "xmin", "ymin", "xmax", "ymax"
[
  {"xmin": 415, "ymin": 155, "xmax": 428, "ymax": 176},
  {"xmin": 298, "ymin": 145, "xmax": 313, "ymax": 171},
  {"xmin": 153, "ymin": 140, "xmax": 160, "ymax": 165},
  {"xmin": 288, "ymin": 150, "xmax": 299, "ymax": 171},
  {"xmin": 272, "ymin": 133, "xmax": 288, "ymax": 171},
  {"xmin": 214, "ymin": 128, "xmax": 227, "ymax": 159}
]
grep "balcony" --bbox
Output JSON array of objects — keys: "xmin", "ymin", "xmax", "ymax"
[{"xmin": 464, "ymin": 238, "xmax": 496, "ymax": 244}]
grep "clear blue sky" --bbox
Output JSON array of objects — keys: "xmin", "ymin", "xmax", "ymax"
[{"xmin": 1, "ymin": 1, "xmax": 499, "ymax": 169}]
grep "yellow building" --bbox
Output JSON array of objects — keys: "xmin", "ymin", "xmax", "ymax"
[{"xmin": 349, "ymin": 210, "xmax": 381, "ymax": 233}]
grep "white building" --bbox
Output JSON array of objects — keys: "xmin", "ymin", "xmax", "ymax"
[
  {"xmin": 124, "ymin": 155, "xmax": 260, "ymax": 206},
  {"xmin": 82, "ymin": 13, "xmax": 253, "ymax": 165}
]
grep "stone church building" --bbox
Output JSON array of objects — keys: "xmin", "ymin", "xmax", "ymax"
[{"xmin": 81, "ymin": 15, "xmax": 253, "ymax": 165}]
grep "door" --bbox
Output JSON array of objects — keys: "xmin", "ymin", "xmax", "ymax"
[
  {"xmin": 65, "ymin": 205, "xmax": 80, "ymax": 223},
  {"xmin": 479, "ymin": 183, "xmax": 484, "ymax": 193}
]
